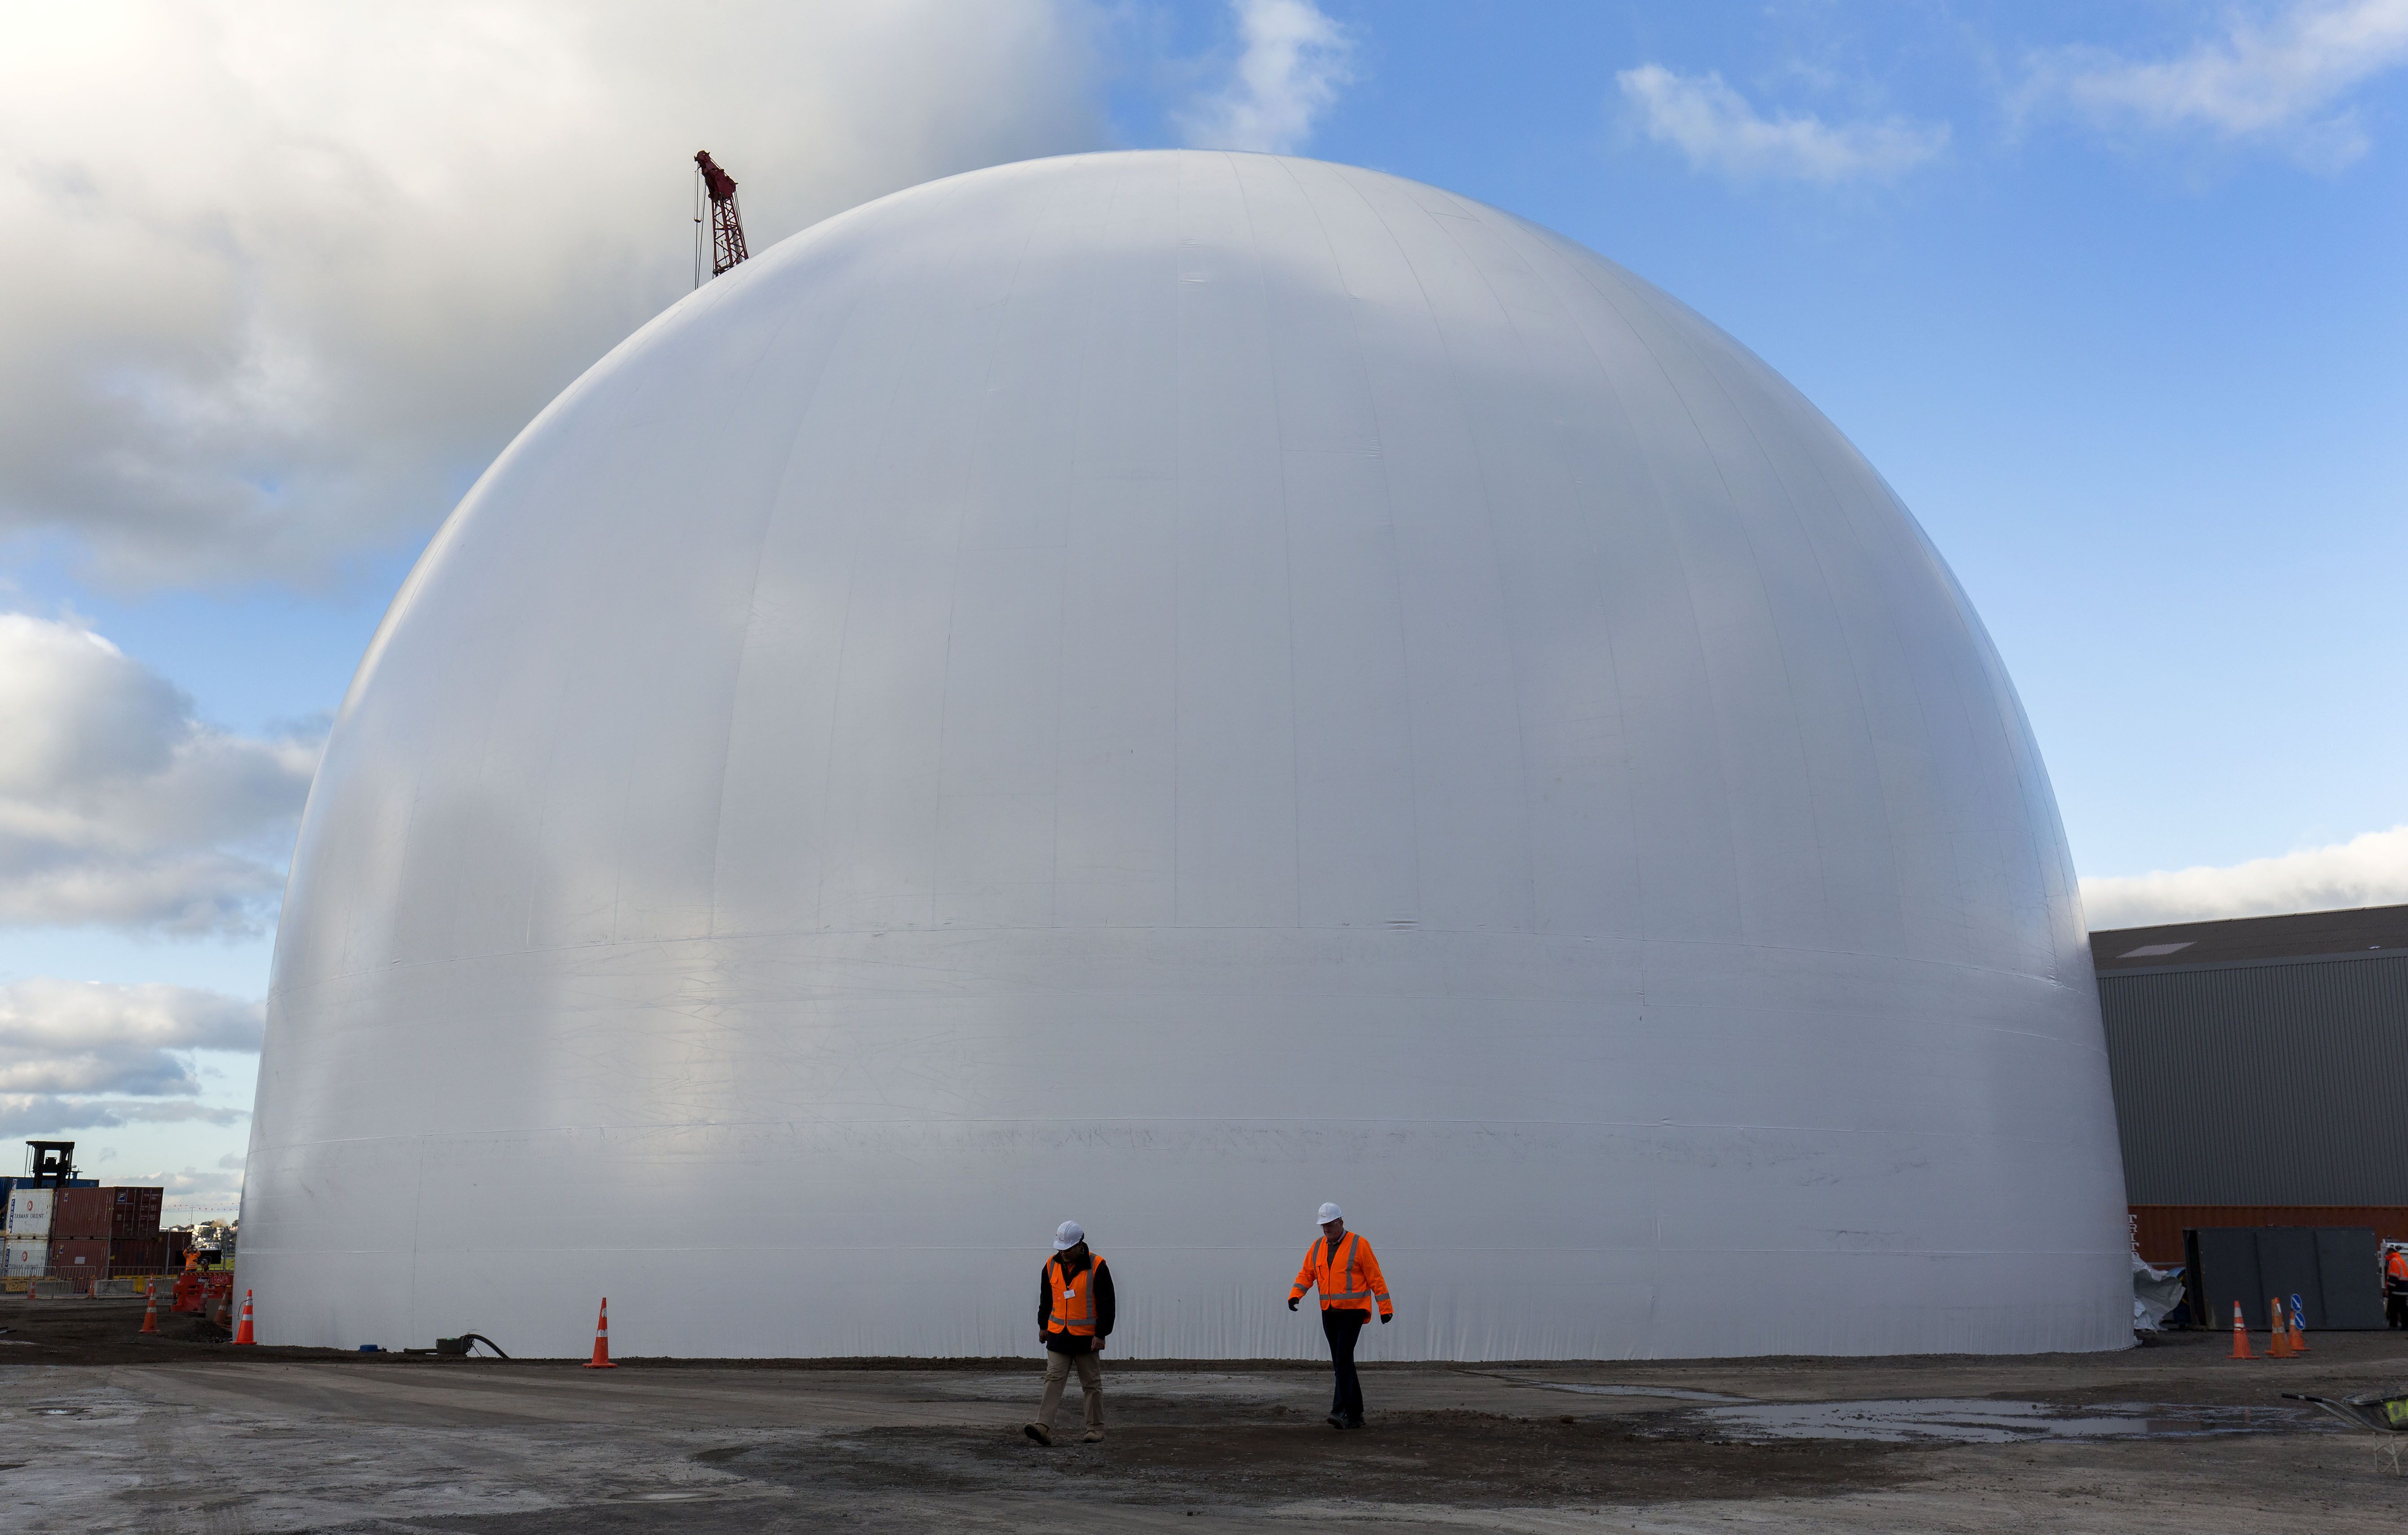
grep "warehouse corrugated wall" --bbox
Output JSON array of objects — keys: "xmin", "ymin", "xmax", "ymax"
[{"xmin": 2101, "ymin": 951, "xmax": 2408, "ymax": 1204}]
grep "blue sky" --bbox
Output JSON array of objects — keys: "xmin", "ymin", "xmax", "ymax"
[{"xmin": 1, "ymin": 0, "xmax": 2403, "ymax": 1201}]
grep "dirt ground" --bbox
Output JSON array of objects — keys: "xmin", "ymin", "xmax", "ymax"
[{"xmin": 6, "ymin": 1297, "xmax": 2406, "ymax": 1532}]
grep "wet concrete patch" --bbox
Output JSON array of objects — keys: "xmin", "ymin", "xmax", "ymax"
[
  {"xmin": 1654, "ymin": 1398, "xmax": 2327, "ymax": 1445},
  {"xmin": 1531, "ymin": 1381, "xmax": 1753, "ymax": 1403},
  {"xmin": 703, "ymin": 1411, "xmax": 1914, "ymax": 1507}
]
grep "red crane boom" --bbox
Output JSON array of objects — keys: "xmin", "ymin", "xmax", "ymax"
[{"xmin": 694, "ymin": 151, "xmax": 750, "ymax": 280}]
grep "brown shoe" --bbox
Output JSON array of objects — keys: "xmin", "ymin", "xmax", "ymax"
[
  {"xmin": 1081, "ymin": 1430, "xmax": 1104, "ymax": 1443},
  {"xmin": 1023, "ymin": 1423, "xmax": 1053, "ymax": 1446}
]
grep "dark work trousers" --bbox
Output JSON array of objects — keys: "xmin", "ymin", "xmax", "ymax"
[
  {"xmin": 1322, "ymin": 1308, "xmax": 1368, "ymax": 1421},
  {"xmin": 2389, "ymin": 1289, "xmax": 2408, "ymax": 1330}
]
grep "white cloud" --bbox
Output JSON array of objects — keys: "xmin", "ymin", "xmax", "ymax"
[
  {"xmin": 1616, "ymin": 64, "xmax": 1950, "ymax": 184},
  {"xmin": 0, "ymin": 976, "xmax": 260, "ymax": 1139},
  {"xmin": 0, "ymin": 1096, "xmax": 250, "ymax": 1137},
  {"xmin": 0, "ymin": 1, "xmax": 1103, "ymax": 587},
  {"xmin": 2021, "ymin": 0, "xmax": 2408, "ymax": 168},
  {"xmin": 2082, "ymin": 825, "xmax": 2408, "ymax": 930},
  {"xmin": 1178, "ymin": 0, "xmax": 1355, "ymax": 154},
  {"xmin": 0, "ymin": 978, "xmax": 260, "ymax": 1095},
  {"xmin": 0, "ymin": 612, "xmax": 318, "ymax": 934}
]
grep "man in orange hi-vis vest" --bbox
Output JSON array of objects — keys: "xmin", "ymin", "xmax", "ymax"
[
  {"xmin": 1024, "ymin": 1221, "xmax": 1114, "ymax": 1446},
  {"xmin": 1288, "ymin": 1202, "xmax": 1392, "ymax": 1429},
  {"xmin": 2385, "ymin": 1244, "xmax": 2408, "ymax": 1330}
]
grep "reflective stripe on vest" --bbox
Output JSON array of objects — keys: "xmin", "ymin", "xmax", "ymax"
[
  {"xmin": 1048, "ymin": 1253, "xmax": 1101, "ymax": 1335},
  {"xmin": 1319, "ymin": 1233, "xmax": 1373, "ymax": 1304}
]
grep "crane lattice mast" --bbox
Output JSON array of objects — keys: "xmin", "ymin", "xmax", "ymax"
[{"xmin": 694, "ymin": 151, "xmax": 750, "ymax": 282}]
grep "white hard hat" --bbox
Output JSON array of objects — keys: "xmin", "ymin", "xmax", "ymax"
[
  {"xmin": 1317, "ymin": 1202, "xmax": 1343, "ymax": 1225},
  {"xmin": 1054, "ymin": 1220, "xmax": 1085, "ymax": 1251}
]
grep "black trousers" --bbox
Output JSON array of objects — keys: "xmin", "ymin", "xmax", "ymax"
[
  {"xmin": 2388, "ymin": 1290, "xmax": 2407, "ymax": 1330},
  {"xmin": 1322, "ymin": 1308, "xmax": 1368, "ymax": 1421}
]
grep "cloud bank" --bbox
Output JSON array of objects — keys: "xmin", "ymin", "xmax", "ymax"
[
  {"xmin": 2021, "ymin": 0, "xmax": 2408, "ymax": 168},
  {"xmin": 0, "ymin": 976, "xmax": 259, "ymax": 1137},
  {"xmin": 1616, "ymin": 65, "xmax": 1950, "ymax": 185},
  {"xmin": 0, "ymin": 612, "xmax": 319, "ymax": 934},
  {"xmin": 0, "ymin": 1, "xmax": 1103, "ymax": 587},
  {"xmin": 2082, "ymin": 825, "xmax": 2408, "ymax": 930},
  {"xmin": 1178, "ymin": 0, "xmax": 1355, "ymax": 154}
]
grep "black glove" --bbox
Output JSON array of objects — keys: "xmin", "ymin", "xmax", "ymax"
[
  {"xmin": 1287, "ymin": 1297, "xmax": 1298, "ymax": 1311},
  {"xmin": 1380, "ymin": 1313, "xmax": 1391, "ymax": 1324}
]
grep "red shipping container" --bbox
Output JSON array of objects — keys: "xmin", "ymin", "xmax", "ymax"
[
  {"xmin": 109, "ymin": 1187, "xmax": 163, "ymax": 1238},
  {"xmin": 49, "ymin": 1236, "xmax": 109, "ymax": 1274},
  {"xmin": 49, "ymin": 1187, "xmax": 112, "ymax": 1239},
  {"xmin": 2130, "ymin": 1204, "xmax": 2408, "ymax": 1267},
  {"xmin": 109, "ymin": 1236, "xmax": 165, "ymax": 1273}
]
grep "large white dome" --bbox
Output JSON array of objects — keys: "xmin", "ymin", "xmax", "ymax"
[{"xmin": 247, "ymin": 150, "xmax": 2128, "ymax": 1359}]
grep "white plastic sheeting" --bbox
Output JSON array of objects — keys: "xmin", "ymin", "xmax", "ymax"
[
  {"xmin": 2133, "ymin": 1256, "xmax": 2183, "ymax": 1332},
  {"xmin": 245, "ymin": 150, "xmax": 2130, "ymax": 1359}
]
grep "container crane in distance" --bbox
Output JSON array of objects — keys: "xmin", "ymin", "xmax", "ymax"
[{"xmin": 694, "ymin": 151, "xmax": 750, "ymax": 283}]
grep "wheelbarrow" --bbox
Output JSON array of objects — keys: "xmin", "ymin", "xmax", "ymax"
[{"xmin": 2282, "ymin": 1391, "xmax": 2408, "ymax": 1473}]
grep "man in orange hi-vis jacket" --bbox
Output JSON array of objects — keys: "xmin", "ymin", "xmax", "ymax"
[{"xmin": 1288, "ymin": 1201, "xmax": 1392, "ymax": 1429}]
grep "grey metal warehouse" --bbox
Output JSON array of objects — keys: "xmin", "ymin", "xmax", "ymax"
[{"xmin": 2091, "ymin": 902, "xmax": 2408, "ymax": 1276}]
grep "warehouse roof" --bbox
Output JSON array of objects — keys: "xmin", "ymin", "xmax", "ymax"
[{"xmin": 2090, "ymin": 903, "xmax": 2408, "ymax": 971}]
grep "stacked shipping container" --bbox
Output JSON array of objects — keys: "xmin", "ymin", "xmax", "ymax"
[
  {"xmin": 49, "ymin": 1187, "xmax": 111, "ymax": 1277},
  {"xmin": 2, "ymin": 1185, "xmax": 51, "ymax": 1276},
  {"xmin": 1, "ymin": 1182, "xmax": 170, "ymax": 1279},
  {"xmin": 107, "ymin": 1186, "xmax": 165, "ymax": 1272}
]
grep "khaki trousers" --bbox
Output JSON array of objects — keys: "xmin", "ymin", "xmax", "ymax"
[{"xmin": 1038, "ymin": 1347, "xmax": 1104, "ymax": 1432}]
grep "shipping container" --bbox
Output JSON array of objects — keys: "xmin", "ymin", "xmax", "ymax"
[
  {"xmin": 109, "ymin": 1187, "xmax": 163, "ymax": 1238},
  {"xmin": 50, "ymin": 1187, "xmax": 112, "ymax": 1240},
  {"xmin": 2130, "ymin": 1204, "xmax": 2408, "ymax": 1267},
  {"xmin": 4, "ymin": 1187, "xmax": 53, "ymax": 1237},
  {"xmin": 108, "ymin": 1236, "xmax": 166, "ymax": 1272},
  {"xmin": 2, "ymin": 1237, "xmax": 46, "ymax": 1276},
  {"xmin": 48, "ymin": 1236, "xmax": 109, "ymax": 1274}
]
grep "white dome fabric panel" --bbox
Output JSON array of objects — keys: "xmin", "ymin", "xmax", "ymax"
[{"xmin": 245, "ymin": 150, "xmax": 2129, "ymax": 1359}]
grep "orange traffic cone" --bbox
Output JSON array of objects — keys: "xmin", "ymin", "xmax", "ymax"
[
  {"xmin": 2267, "ymin": 1298, "xmax": 2293, "ymax": 1358},
  {"xmin": 2289, "ymin": 1294, "xmax": 2311, "ymax": 1354},
  {"xmin": 139, "ymin": 1280, "xmax": 160, "ymax": 1335},
  {"xmin": 582, "ymin": 1297, "xmax": 616, "ymax": 1369},
  {"xmin": 2229, "ymin": 1300, "xmax": 2254, "ymax": 1359},
  {"xmin": 233, "ymin": 1288, "xmax": 257, "ymax": 1345}
]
